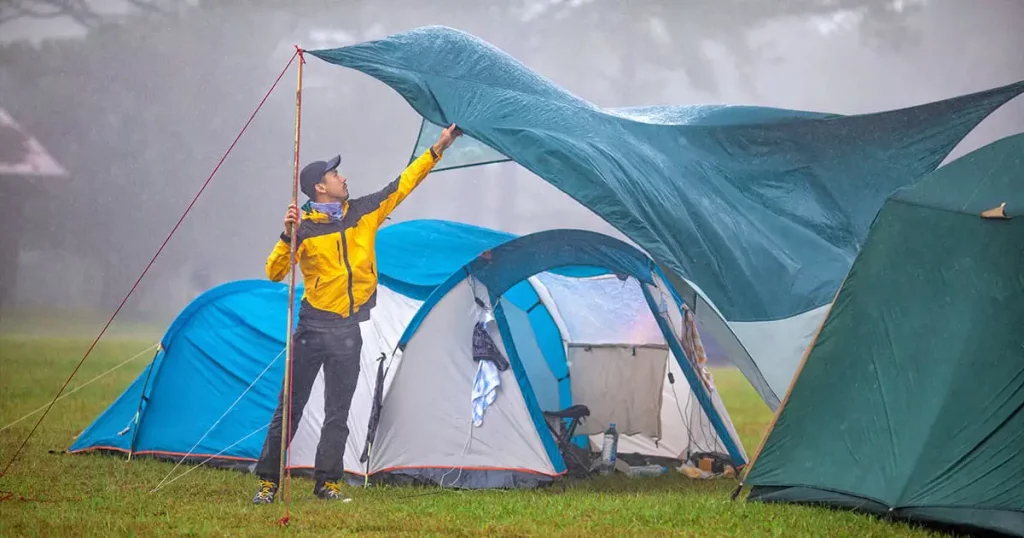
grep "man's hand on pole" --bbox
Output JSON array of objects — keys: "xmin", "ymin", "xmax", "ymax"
[
  {"xmin": 432, "ymin": 123, "xmax": 463, "ymax": 156},
  {"xmin": 284, "ymin": 203, "xmax": 300, "ymax": 236}
]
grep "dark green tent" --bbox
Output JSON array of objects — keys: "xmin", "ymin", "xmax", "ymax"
[{"xmin": 740, "ymin": 132, "xmax": 1024, "ymax": 536}]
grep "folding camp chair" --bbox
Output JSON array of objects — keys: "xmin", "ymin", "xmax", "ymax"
[{"xmin": 542, "ymin": 404, "xmax": 593, "ymax": 477}]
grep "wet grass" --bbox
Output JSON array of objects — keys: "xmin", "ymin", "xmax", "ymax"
[{"xmin": 0, "ymin": 336, "xmax": 946, "ymax": 537}]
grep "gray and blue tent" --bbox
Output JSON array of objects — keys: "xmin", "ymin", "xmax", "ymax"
[{"xmin": 70, "ymin": 220, "xmax": 747, "ymax": 488}]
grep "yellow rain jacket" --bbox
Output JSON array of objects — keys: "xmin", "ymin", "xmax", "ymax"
[{"xmin": 266, "ymin": 148, "xmax": 441, "ymax": 323}]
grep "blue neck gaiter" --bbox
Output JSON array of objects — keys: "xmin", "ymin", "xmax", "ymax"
[{"xmin": 309, "ymin": 201, "xmax": 344, "ymax": 222}]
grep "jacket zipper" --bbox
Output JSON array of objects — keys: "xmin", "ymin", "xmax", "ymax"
[{"xmin": 338, "ymin": 236, "xmax": 355, "ymax": 316}]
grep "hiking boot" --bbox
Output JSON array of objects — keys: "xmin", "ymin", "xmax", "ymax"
[
  {"xmin": 252, "ymin": 479, "xmax": 278, "ymax": 504},
  {"xmin": 314, "ymin": 480, "xmax": 351, "ymax": 502}
]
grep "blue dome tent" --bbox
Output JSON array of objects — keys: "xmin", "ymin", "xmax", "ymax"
[{"xmin": 69, "ymin": 220, "xmax": 748, "ymax": 488}]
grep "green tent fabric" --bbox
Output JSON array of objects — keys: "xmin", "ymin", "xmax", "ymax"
[{"xmin": 742, "ymin": 133, "xmax": 1024, "ymax": 536}]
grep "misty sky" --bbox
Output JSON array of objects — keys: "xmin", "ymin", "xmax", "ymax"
[{"xmin": 0, "ymin": 0, "xmax": 1021, "ymax": 328}]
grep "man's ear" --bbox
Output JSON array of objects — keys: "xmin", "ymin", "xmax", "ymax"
[{"xmin": 314, "ymin": 182, "xmax": 327, "ymax": 194}]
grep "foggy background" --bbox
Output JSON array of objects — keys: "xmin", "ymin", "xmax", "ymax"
[{"xmin": 1, "ymin": 0, "xmax": 1022, "ymax": 336}]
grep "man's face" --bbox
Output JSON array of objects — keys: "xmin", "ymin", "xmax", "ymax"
[{"xmin": 316, "ymin": 169, "xmax": 349, "ymax": 202}]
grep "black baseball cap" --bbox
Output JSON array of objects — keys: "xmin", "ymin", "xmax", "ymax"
[{"xmin": 299, "ymin": 155, "xmax": 341, "ymax": 199}]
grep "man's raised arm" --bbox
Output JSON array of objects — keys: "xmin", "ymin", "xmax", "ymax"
[{"xmin": 363, "ymin": 124, "xmax": 462, "ymax": 226}]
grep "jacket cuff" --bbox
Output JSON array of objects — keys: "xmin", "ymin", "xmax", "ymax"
[
  {"xmin": 280, "ymin": 232, "xmax": 292, "ymax": 244},
  {"xmin": 429, "ymin": 146, "xmax": 440, "ymax": 161}
]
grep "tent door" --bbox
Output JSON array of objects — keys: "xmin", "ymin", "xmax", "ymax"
[{"xmin": 566, "ymin": 343, "xmax": 668, "ymax": 438}]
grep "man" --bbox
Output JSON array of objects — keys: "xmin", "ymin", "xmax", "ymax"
[{"xmin": 253, "ymin": 123, "xmax": 462, "ymax": 503}]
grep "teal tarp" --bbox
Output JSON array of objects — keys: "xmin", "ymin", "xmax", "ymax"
[{"xmin": 307, "ymin": 26, "xmax": 1024, "ymax": 324}]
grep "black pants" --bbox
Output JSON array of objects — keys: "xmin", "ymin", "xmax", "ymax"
[{"xmin": 255, "ymin": 321, "xmax": 362, "ymax": 484}]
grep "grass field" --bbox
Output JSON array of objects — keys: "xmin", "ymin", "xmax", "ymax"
[{"xmin": 0, "ymin": 336, "xmax": 947, "ymax": 537}]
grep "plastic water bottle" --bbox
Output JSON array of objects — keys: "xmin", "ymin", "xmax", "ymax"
[
  {"xmin": 625, "ymin": 464, "xmax": 667, "ymax": 478},
  {"xmin": 599, "ymin": 423, "xmax": 619, "ymax": 475}
]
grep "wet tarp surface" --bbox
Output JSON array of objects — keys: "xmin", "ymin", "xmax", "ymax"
[{"xmin": 307, "ymin": 26, "xmax": 1024, "ymax": 325}]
